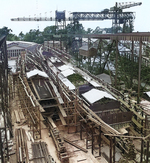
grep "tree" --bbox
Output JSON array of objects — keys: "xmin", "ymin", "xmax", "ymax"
[
  {"xmin": 19, "ymin": 31, "xmax": 25, "ymax": 40},
  {"xmin": 92, "ymin": 26, "xmax": 102, "ymax": 34},
  {"xmin": 86, "ymin": 28, "xmax": 93, "ymax": 34},
  {"xmin": 0, "ymin": 26, "xmax": 12, "ymax": 36},
  {"xmin": 24, "ymin": 29, "xmax": 44, "ymax": 44},
  {"xmin": 0, "ymin": 27, "xmax": 20, "ymax": 41}
]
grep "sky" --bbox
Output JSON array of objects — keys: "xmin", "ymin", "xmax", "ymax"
[{"xmin": 0, "ymin": 0, "xmax": 149, "ymax": 35}]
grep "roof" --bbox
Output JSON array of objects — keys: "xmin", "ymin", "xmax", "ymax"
[
  {"xmin": 83, "ymin": 76, "xmax": 101, "ymax": 87},
  {"xmin": 26, "ymin": 69, "xmax": 48, "ymax": 78},
  {"xmin": 79, "ymin": 45, "xmax": 97, "ymax": 51},
  {"xmin": 82, "ymin": 88, "xmax": 116, "ymax": 104},
  {"xmin": 79, "ymin": 46, "xmax": 88, "ymax": 51},
  {"xmin": 96, "ymin": 73, "xmax": 112, "ymax": 84},
  {"xmin": 61, "ymin": 78, "xmax": 75, "ymax": 90},
  {"xmin": 61, "ymin": 69, "xmax": 75, "ymax": 77},
  {"xmin": 7, "ymin": 41, "xmax": 37, "ymax": 49},
  {"xmin": 58, "ymin": 64, "xmax": 75, "ymax": 77},
  {"xmin": 50, "ymin": 57, "xmax": 61, "ymax": 63},
  {"xmin": 58, "ymin": 64, "xmax": 74, "ymax": 71}
]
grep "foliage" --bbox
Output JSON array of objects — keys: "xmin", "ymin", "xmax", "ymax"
[
  {"xmin": 0, "ymin": 26, "xmax": 19, "ymax": 41},
  {"xmin": 0, "ymin": 26, "xmax": 12, "ymax": 36},
  {"xmin": 67, "ymin": 73, "xmax": 85, "ymax": 84},
  {"xmin": 23, "ymin": 29, "xmax": 44, "ymax": 44},
  {"xmin": 18, "ymin": 31, "xmax": 25, "ymax": 40}
]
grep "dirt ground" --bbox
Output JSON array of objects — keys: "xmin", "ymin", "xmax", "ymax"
[{"xmin": 9, "ymin": 95, "xmax": 108, "ymax": 163}]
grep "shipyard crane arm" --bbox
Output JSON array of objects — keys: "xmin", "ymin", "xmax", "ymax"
[
  {"xmin": 71, "ymin": 12, "xmax": 134, "ymax": 21},
  {"xmin": 110, "ymin": 2, "xmax": 142, "ymax": 11},
  {"xmin": 10, "ymin": 2, "xmax": 142, "ymax": 33},
  {"xmin": 11, "ymin": 12, "xmax": 134, "ymax": 22}
]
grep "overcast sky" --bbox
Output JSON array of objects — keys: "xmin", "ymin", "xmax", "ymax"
[{"xmin": 0, "ymin": 0, "xmax": 148, "ymax": 35}]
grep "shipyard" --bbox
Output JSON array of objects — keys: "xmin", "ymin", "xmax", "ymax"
[{"xmin": 1, "ymin": 1, "xmax": 150, "ymax": 163}]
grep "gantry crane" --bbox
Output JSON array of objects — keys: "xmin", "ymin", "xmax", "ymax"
[
  {"xmin": 11, "ymin": 2, "xmax": 142, "ymax": 33},
  {"xmin": 109, "ymin": 2, "xmax": 142, "ymax": 33}
]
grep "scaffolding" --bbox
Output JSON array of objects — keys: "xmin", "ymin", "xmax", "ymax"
[{"xmin": 0, "ymin": 36, "xmax": 12, "ymax": 162}]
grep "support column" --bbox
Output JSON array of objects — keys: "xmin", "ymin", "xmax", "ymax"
[
  {"xmin": 115, "ymin": 40, "xmax": 119, "ymax": 88},
  {"xmin": 91, "ymin": 124, "xmax": 94, "ymax": 155},
  {"xmin": 0, "ymin": 129, "xmax": 4, "ymax": 163},
  {"xmin": 140, "ymin": 138, "xmax": 144, "ymax": 162},
  {"xmin": 86, "ymin": 123, "xmax": 88, "ymax": 149},
  {"xmin": 113, "ymin": 137, "xmax": 116, "ymax": 163},
  {"xmin": 99, "ymin": 126, "xmax": 101, "ymax": 156},
  {"xmin": 110, "ymin": 137, "xmax": 113, "ymax": 163},
  {"xmin": 80, "ymin": 120, "xmax": 82, "ymax": 140},
  {"xmin": 130, "ymin": 40, "xmax": 134, "ymax": 88},
  {"xmin": 146, "ymin": 141, "xmax": 149, "ymax": 163},
  {"xmin": 137, "ymin": 39, "xmax": 142, "ymax": 104}
]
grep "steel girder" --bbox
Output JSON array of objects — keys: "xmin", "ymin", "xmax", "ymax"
[
  {"xmin": 0, "ymin": 36, "xmax": 12, "ymax": 163},
  {"xmin": 71, "ymin": 12, "xmax": 135, "ymax": 22}
]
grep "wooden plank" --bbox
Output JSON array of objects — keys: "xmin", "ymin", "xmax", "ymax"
[
  {"xmin": 101, "ymin": 134, "xmax": 110, "ymax": 146},
  {"xmin": 132, "ymin": 117, "xmax": 143, "ymax": 128},
  {"xmin": 14, "ymin": 110, "xmax": 20, "ymax": 123},
  {"xmin": 64, "ymin": 137, "xmax": 88, "ymax": 153},
  {"xmin": 59, "ymin": 105, "xmax": 67, "ymax": 117},
  {"xmin": 58, "ymin": 112, "xmax": 67, "ymax": 126},
  {"xmin": 30, "ymin": 78, "xmax": 41, "ymax": 100},
  {"xmin": 119, "ymin": 99, "xmax": 144, "ymax": 120},
  {"xmin": 19, "ymin": 110, "xmax": 25, "ymax": 120},
  {"xmin": 27, "ymin": 86, "xmax": 45, "ymax": 113},
  {"xmin": 47, "ymin": 116, "xmax": 57, "ymax": 128},
  {"xmin": 49, "ymin": 79, "xmax": 64, "ymax": 104}
]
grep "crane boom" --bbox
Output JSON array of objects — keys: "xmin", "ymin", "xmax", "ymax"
[
  {"xmin": 11, "ymin": 12, "xmax": 134, "ymax": 22},
  {"xmin": 10, "ymin": 2, "xmax": 142, "ymax": 33},
  {"xmin": 110, "ymin": 2, "xmax": 142, "ymax": 11},
  {"xmin": 118, "ymin": 2, "xmax": 142, "ymax": 10}
]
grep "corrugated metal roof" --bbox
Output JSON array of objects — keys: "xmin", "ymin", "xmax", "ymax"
[
  {"xmin": 83, "ymin": 76, "xmax": 101, "ymax": 87},
  {"xmin": 62, "ymin": 78, "xmax": 75, "ymax": 90},
  {"xmin": 79, "ymin": 45, "xmax": 97, "ymax": 51},
  {"xmin": 61, "ymin": 69, "xmax": 75, "ymax": 77},
  {"xmin": 79, "ymin": 46, "xmax": 89, "ymax": 51},
  {"xmin": 82, "ymin": 88, "xmax": 116, "ymax": 104},
  {"xmin": 96, "ymin": 73, "xmax": 112, "ymax": 84},
  {"xmin": 58, "ymin": 64, "xmax": 74, "ymax": 71},
  {"xmin": 26, "ymin": 69, "xmax": 48, "ymax": 78}
]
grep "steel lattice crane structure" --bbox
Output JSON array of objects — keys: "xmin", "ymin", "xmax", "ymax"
[
  {"xmin": 109, "ymin": 2, "xmax": 142, "ymax": 33},
  {"xmin": 11, "ymin": 2, "xmax": 142, "ymax": 33}
]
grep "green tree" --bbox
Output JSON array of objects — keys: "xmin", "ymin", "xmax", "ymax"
[
  {"xmin": 86, "ymin": 28, "xmax": 93, "ymax": 34},
  {"xmin": 24, "ymin": 29, "xmax": 43, "ymax": 43},
  {"xmin": 0, "ymin": 26, "xmax": 12, "ymax": 36},
  {"xmin": 92, "ymin": 26, "xmax": 102, "ymax": 34},
  {"xmin": 0, "ymin": 27, "xmax": 19, "ymax": 41},
  {"xmin": 43, "ymin": 25, "xmax": 57, "ymax": 40},
  {"xmin": 19, "ymin": 31, "xmax": 25, "ymax": 40}
]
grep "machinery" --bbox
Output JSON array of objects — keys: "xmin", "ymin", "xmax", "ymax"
[
  {"xmin": 11, "ymin": 2, "xmax": 142, "ymax": 33},
  {"xmin": 110, "ymin": 2, "xmax": 142, "ymax": 33},
  {"xmin": 71, "ymin": 2, "xmax": 142, "ymax": 33}
]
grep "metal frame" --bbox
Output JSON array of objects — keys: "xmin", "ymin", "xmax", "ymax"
[{"xmin": 0, "ymin": 36, "xmax": 12, "ymax": 163}]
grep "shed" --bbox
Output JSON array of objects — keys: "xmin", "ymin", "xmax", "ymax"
[
  {"xmin": 96, "ymin": 73, "xmax": 112, "ymax": 85},
  {"xmin": 79, "ymin": 46, "xmax": 97, "ymax": 57}
]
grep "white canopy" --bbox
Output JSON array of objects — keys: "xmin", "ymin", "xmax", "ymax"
[
  {"xmin": 83, "ymin": 76, "xmax": 101, "ymax": 87},
  {"xmin": 61, "ymin": 69, "xmax": 75, "ymax": 77},
  {"xmin": 26, "ymin": 69, "xmax": 48, "ymax": 78},
  {"xmin": 58, "ymin": 64, "xmax": 74, "ymax": 71},
  {"xmin": 82, "ymin": 88, "xmax": 116, "ymax": 104},
  {"xmin": 62, "ymin": 78, "xmax": 75, "ymax": 90}
]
